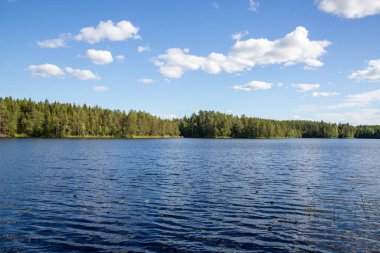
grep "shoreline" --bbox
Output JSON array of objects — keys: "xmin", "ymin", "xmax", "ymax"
[
  {"xmin": 0, "ymin": 135, "xmax": 182, "ymax": 140},
  {"xmin": 0, "ymin": 136, "xmax": 371, "ymax": 140}
]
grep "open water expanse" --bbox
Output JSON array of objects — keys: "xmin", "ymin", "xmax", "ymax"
[{"xmin": 0, "ymin": 139, "xmax": 379, "ymax": 252}]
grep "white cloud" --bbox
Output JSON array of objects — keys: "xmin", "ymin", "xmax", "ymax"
[
  {"xmin": 65, "ymin": 67, "xmax": 100, "ymax": 80},
  {"xmin": 248, "ymin": 0, "xmax": 259, "ymax": 12},
  {"xmin": 318, "ymin": 89, "xmax": 380, "ymax": 110},
  {"xmin": 278, "ymin": 82, "xmax": 284, "ymax": 87},
  {"xmin": 347, "ymin": 89, "xmax": 380, "ymax": 104},
  {"xmin": 317, "ymin": 108, "xmax": 380, "ymax": 125},
  {"xmin": 154, "ymin": 27, "xmax": 331, "ymax": 78},
  {"xmin": 86, "ymin": 49, "xmax": 113, "ymax": 64},
  {"xmin": 153, "ymin": 48, "xmax": 204, "ymax": 78},
  {"xmin": 27, "ymin": 64, "xmax": 65, "ymax": 78},
  {"xmin": 294, "ymin": 89, "xmax": 380, "ymax": 125},
  {"xmin": 232, "ymin": 80, "xmax": 272, "ymax": 91},
  {"xmin": 293, "ymin": 83, "xmax": 320, "ymax": 92},
  {"xmin": 349, "ymin": 59, "xmax": 380, "ymax": 81},
  {"xmin": 212, "ymin": 1, "xmax": 219, "ymax": 9},
  {"xmin": 137, "ymin": 45, "xmax": 151, "ymax": 53},
  {"xmin": 27, "ymin": 64, "xmax": 99, "ymax": 80},
  {"xmin": 37, "ymin": 38, "xmax": 66, "ymax": 48},
  {"xmin": 116, "ymin": 54, "xmax": 125, "ymax": 62},
  {"xmin": 311, "ymin": 91, "xmax": 339, "ymax": 97},
  {"xmin": 74, "ymin": 20, "xmax": 140, "ymax": 44},
  {"xmin": 93, "ymin": 86, "xmax": 109, "ymax": 92},
  {"xmin": 138, "ymin": 78, "xmax": 155, "ymax": 84},
  {"xmin": 232, "ymin": 31, "xmax": 249, "ymax": 41},
  {"xmin": 317, "ymin": 0, "xmax": 380, "ymax": 19}
]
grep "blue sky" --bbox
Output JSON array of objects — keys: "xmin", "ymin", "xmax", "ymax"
[{"xmin": 1, "ymin": 0, "xmax": 380, "ymax": 124}]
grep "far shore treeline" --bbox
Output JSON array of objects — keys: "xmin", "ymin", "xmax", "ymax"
[{"xmin": 0, "ymin": 97, "xmax": 379, "ymax": 139}]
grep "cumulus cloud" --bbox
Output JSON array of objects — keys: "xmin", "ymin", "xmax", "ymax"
[
  {"xmin": 116, "ymin": 54, "xmax": 125, "ymax": 62},
  {"xmin": 248, "ymin": 0, "xmax": 259, "ymax": 12},
  {"xmin": 27, "ymin": 64, "xmax": 65, "ymax": 78},
  {"xmin": 93, "ymin": 86, "xmax": 109, "ymax": 92},
  {"xmin": 312, "ymin": 91, "xmax": 339, "ymax": 97},
  {"xmin": 232, "ymin": 80, "xmax": 272, "ymax": 91},
  {"xmin": 230, "ymin": 27, "xmax": 330, "ymax": 69},
  {"xmin": 65, "ymin": 67, "xmax": 100, "ymax": 80},
  {"xmin": 138, "ymin": 78, "xmax": 155, "ymax": 84},
  {"xmin": 232, "ymin": 31, "xmax": 249, "ymax": 41},
  {"xmin": 349, "ymin": 59, "xmax": 380, "ymax": 81},
  {"xmin": 317, "ymin": 0, "xmax": 380, "ymax": 19},
  {"xmin": 37, "ymin": 38, "xmax": 66, "ymax": 48},
  {"xmin": 74, "ymin": 20, "xmax": 140, "ymax": 44},
  {"xmin": 137, "ymin": 45, "xmax": 151, "ymax": 53},
  {"xmin": 293, "ymin": 83, "xmax": 320, "ymax": 92},
  {"xmin": 86, "ymin": 49, "xmax": 113, "ymax": 64},
  {"xmin": 154, "ymin": 26, "xmax": 331, "ymax": 78},
  {"xmin": 153, "ymin": 48, "xmax": 204, "ymax": 78},
  {"xmin": 27, "ymin": 64, "xmax": 99, "ymax": 80}
]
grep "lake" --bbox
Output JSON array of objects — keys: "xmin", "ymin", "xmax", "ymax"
[{"xmin": 0, "ymin": 139, "xmax": 379, "ymax": 252}]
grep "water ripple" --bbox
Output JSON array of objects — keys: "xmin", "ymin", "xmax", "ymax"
[{"xmin": 0, "ymin": 139, "xmax": 379, "ymax": 252}]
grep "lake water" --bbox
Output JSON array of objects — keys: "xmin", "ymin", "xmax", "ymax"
[{"xmin": 0, "ymin": 139, "xmax": 379, "ymax": 252}]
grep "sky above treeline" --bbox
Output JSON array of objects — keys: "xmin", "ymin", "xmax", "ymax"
[{"xmin": 1, "ymin": 0, "xmax": 380, "ymax": 125}]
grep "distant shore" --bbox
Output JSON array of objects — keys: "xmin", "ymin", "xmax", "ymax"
[
  {"xmin": 1, "ymin": 97, "xmax": 379, "ymax": 139},
  {"xmin": 0, "ymin": 135, "xmax": 363, "ymax": 140},
  {"xmin": 0, "ymin": 134, "xmax": 181, "ymax": 139}
]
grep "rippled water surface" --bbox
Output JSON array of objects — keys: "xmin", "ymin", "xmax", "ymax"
[{"xmin": 0, "ymin": 139, "xmax": 379, "ymax": 252}]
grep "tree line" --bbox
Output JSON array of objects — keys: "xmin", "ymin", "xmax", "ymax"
[
  {"xmin": 0, "ymin": 97, "xmax": 179, "ymax": 138},
  {"xmin": 0, "ymin": 97, "xmax": 379, "ymax": 138},
  {"xmin": 178, "ymin": 111, "xmax": 380, "ymax": 139}
]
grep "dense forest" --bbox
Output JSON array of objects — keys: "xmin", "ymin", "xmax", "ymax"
[
  {"xmin": 0, "ymin": 97, "xmax": 379, "ymax": 139},
  {"xmin": 0, "ymin": 97, "xmax": 179, "ymax": 138},
  {"xmin": 179, "ymin": 111, "xmax": 380, "ymax": 138}
]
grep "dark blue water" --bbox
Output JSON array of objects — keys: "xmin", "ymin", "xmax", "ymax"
[{"xmin": 0, "ymin": 139, "xmax": 379, "ymax": 252}]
